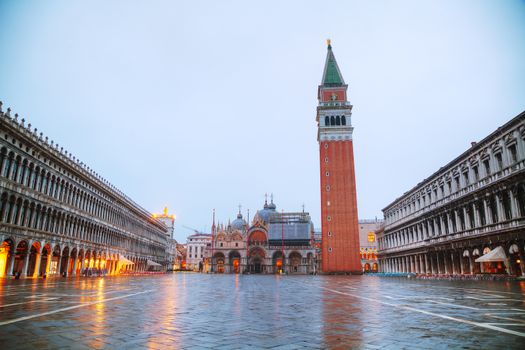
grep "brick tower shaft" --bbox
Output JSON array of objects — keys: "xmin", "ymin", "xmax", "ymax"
[{"xmin": 317, "ymin": 40, "xmax": 361, "ymax": 273}]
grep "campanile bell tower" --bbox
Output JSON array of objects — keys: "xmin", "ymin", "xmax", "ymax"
[{"xmin": 317, "ymin": 40, "xmax": 361, "ymax": 274}]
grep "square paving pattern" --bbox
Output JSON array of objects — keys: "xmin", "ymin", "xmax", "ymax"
[{"xmin": 1, "ymin": 274, "xmax": 524, "ymax": 349}]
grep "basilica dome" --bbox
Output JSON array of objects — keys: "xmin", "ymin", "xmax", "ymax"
[
  {"xmin": 231, "ymin": 212, "xmax": 247, "ymax": 230},
  {"xmin": 255, "ymin": 199, "xmax": 277, "ymax": 224}
]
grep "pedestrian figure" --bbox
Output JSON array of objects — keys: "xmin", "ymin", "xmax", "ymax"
[
  {"xmin": 43, "ymin": 272, "xmax": 47, "ymax": 279},
  {"xmin": 15, "ymin": 271, "xmax": 21, "ymax": 279}
]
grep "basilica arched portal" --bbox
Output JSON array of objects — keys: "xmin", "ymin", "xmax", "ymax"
[{"xmin": 248, "ymin": 247, "xmax": 266, "ymax": 273}]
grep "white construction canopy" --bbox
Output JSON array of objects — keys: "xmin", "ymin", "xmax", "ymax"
[
  {"xmin": 475, "ymin": 246, "xmax": 507, "ymax": 263},
  {"xmin": 119, "ymin": 256, "xmax": 135, "ymax": 265},
  {"xmin": 147, "ymin": 259, "xmax": 161, "ymax": 267}
]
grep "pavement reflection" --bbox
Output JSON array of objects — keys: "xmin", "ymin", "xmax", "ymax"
[{"xmin": 0, "ymin": 274, "xmax": 524, "ymax": 349}]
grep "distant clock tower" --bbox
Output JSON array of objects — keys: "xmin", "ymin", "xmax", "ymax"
[{"xmin": 317, "ymin": 40, "xmax": 361, "ymax": 274}]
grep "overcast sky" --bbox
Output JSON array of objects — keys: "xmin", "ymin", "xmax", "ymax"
[{"xmin": 1, "ymin": 0, "xmax": 524, "ymax": 242}]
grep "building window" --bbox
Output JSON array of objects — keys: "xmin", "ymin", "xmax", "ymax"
[
  {"xmin": 326, "ymin": 185, "xmax": 331, "ymax": 192},
  {"xmin": 473, "ymin": 166, "xmax": 479, "ymax": 181},
  {"xmin": 327, "ymin": 215, "xmax": 332, "ymax": 221},
  {"xmin": 495, "ymin": 152, "xmax": 503, "ymax": 170},
  {"xmin": 341, "ymin": 116, "xmax": 346, "ymax": 125},
  {"xmin": 325, "ymin": 171, "xmax": 329, "ymax": 177},
  {"xmin": 330, "ymin": 116, "xmax": 335, "ymax": 125},
  {"xmin": 324, "ymin": 157, "xmax": 329, "ymax": 163},
  {"xmin": 328, "ymin": 247, "xmax": 332, "ymax": 252},
  {"xmin": 325, "ymin": 116, "xmax": 329, "ymax": 126},
  {"xmin": 235, "ymin": 242, "xmax": 238, "ymax": 247},
  {"xmin": 455, "ymin": 177, "xmax": 460, "ymax": 191},
  {"xmin": 463, "ymin": 172, "xmax": 469, "ymax": 186},
  {"xmin": 328, "ymin": 231, "xmax": 332, "ymax": 236},
  {"xmin": 508, "ymin": 144, "xmax": 518, "ymax": 163},
  {"xmin": 324, "ymin": 143, "xmax": 328, "ymax": 149},
  {"xmin": 483, "ymin": 159, "xmax": 490, "ymax": 176}
]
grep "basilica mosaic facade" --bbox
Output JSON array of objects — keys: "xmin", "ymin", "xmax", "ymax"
[{"xmin": 207, "ymin": 199, "xmax": 317, "ymax": 274}]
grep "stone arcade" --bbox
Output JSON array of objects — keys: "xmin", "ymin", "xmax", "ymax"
[
  {"xmin": 377, "ymin": 112, "xmax": 525, "ymax": 276},
  {"xmin": 0, "ymin": 102, "xmax": 169, "ymax": 278}
]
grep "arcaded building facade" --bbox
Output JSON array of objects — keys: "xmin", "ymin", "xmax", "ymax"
[
  {"xmin": 359, "ymin": 219, "xmax": 383, "ymax": 273},
  {"xmin": 377, "ymin": 112, "xmax": 525, "ymax": 276},
  {"xmin": 0, "ymin": 103, "xmax": 169, "ymax": 278}
]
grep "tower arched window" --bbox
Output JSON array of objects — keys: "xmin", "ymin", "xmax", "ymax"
[
  {"xmin": 341, "ymin": 116, "xmax": 346, "ymax": 125},
  {"xmin": 336, "ymin": 116, "xmax": 341, "ymax": 125},
  {"xmin": 330, "ymin": 116, "xmax": 335, "ymax": 126},
  {"xmin": 325, "ymin": 116, "xmax": 329, "ymax": 126}
]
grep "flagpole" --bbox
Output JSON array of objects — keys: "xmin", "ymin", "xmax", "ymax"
[
  {"xmin": 211, "ymin": 209, "xmax": 215, "ymax": 273},
  {"xmin": 281, "ymin": 209, "xmax": 285, "ymax": 274}
]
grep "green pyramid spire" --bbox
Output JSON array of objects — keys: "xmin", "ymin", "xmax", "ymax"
[{"xmin": 321, "ymin": 40, "xmax": 345, "ymax": 86}]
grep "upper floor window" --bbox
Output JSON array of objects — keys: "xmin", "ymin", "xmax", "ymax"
[
  {"xmin": 472, "ymin": 166, "xmax": 479, "ymax": 181},
  {"xmin": 325, "ymin": 116, "xmax": 329, "ymax": 126},
  {"xmin": 495, "ymin": 152, "xmax": 503, "ymax": 170},
  {"xmin": 454, "ymin": 177, "xmax": 460, "ymax": 191},
  {"xmin": 508, "ymin": 144, "xmax": 518, "ymax": 163},
  {"xmin": 463, "ymin": 172, "xmax": 469, "ymax": 186},
  {"xmin": 483, "ymin": 159, "xmax": 490, "ymax": 177}
]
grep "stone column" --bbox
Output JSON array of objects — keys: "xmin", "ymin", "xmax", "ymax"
[
  {"xmin": 483, "ymin": 199, "xmax": 493, "ymax": 225},
  {"xmin": 56, "ymin": 253, "xmax": 62, "ymax": 276},
  {"xmin": 518, "ymin": 244, "xmax": 525, "ymax": 277},
  {"xmin": 454, "ymin": 210, "xmax": 460, "ymax": 231},
  {"xmin": 463, "ymin": 207, "xmax": 471, "ymax": 230},
  {"xmin": 473, "ymin": 203, "xmax": 480, "ymax": 228},
  {"xmin": 439, "ymin": 216, "xmax": 445, "ymax": 236},
  {"xmin": 447, "ymin": 213, "xmax": 454, "ymax": 235},
  {"xmin": 459, "ymin": 252, "xmax": 464, "ymax": 274},
  {"xmin": 425, "ymin": 254, "xmax": 431, "ymax": 274},
  {"xmin": 7, "ymin": 249, "xmax": 16, "ymax": 276},
  {"xmin": 436, "ymin": 252, "xmax": 441, "ymax": 274},
  {"xmin": 468, "ymin": 254, "xmax": 474, "ymax": 274},
  {"xmin": 33, "ymin": 249, "xmax": 42, "ymax": 278},
  {"xmin": 71, "ymin": 254, "xmax": 78, "ymax": 277},
  {"xmin": 44, "ymin": 251, "xmax": 51, "ymax": 276},
  {"xmin": 450, "ymin": 252, "xmax": 456, "ymax": 275},
  {"xmin": 510, "ymin": 188, "xmax": 520, "ymax": 219},
  {"xmin": 64, "ymin": 254, "xmax": 71, "ymax": 276},
  {"xmin": 496, "ymin": 193, "xmax": 505, "ymax": 222},
  {"xmin": 480, "ymin": 251, "xmax": 485, "ymax": 273},
  {"xmin": 79, "ymin": 253, "xmax": 85, "ymax": 275},
  {"xmin": 21, "ymin": 250, "xmax": 31, "ymax": 278},
  {"xmin": 444, "ymin": 251, "xmax": 450, "ymax": 274},
  {"xmin": 431, "ymin": 218, "xmax": 439, "ymax": 237}
]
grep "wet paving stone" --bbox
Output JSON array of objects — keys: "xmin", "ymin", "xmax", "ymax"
[{"xmin": 0, "ymin": 274, "xmax": 524, "ymax": 349}]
